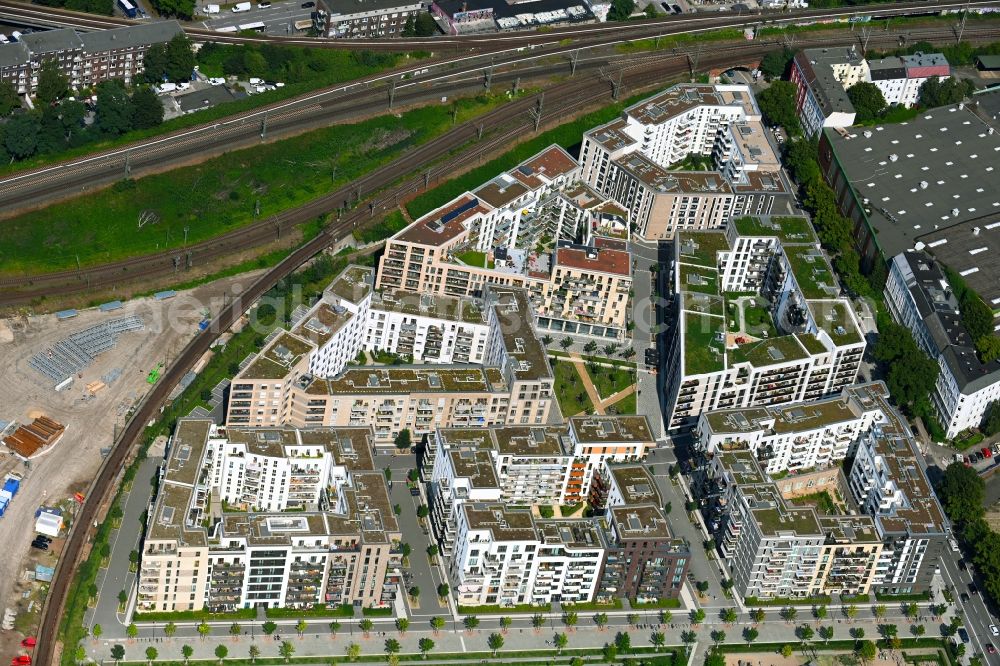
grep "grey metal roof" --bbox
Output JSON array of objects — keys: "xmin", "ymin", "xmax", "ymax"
[
  {"xmin": 19, "ymin": 29, "xmax": 83, "ymax": 55},
  {"xmin": 902, "ymin": 52, "xmax": 949, "ymax": 69},
  {"xmin": 825, "ymin": 103, "xmax": 1000, "ymax": 260},
  {"xmin": 325, "ymin": 0, "xmax": 421, "ymax": 14},
  {"xmin": 795, "ymin": 46, "xmax": 863, "ymax": 117},
  {"xmin": 0, "ymin": 42, "xmax": 29, "ymax": 70},
  {"xmin": 80, "ymin": 20, "xmax": 183, "ymax": 53}
]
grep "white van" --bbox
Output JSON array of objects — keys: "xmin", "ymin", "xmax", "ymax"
[
  {"xmin": 232, "ymin": 2, "xmax": 251, "ymax": 11},
  {"xmin": 203, "ymin": 3, "xmax": 220, "ymax": 12}
]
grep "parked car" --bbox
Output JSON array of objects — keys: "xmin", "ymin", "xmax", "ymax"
[
  {"xmin": 969, "ymin": 582, "xmax": 979, "ymax": 595},
  {"xmin": 990, "ymin": 624, "xmax": 998, "ymax": 637},
  {"xmin": 301, "ymin": 1, "xmax": 314, "ymax": 6},
  {"xmin": 409, "ymin": 487, "xmax": 420, "ymax": 496},
  {"xmin": 961, "ymin": 592, "xmax": 970, "ymax": 602},
  {"xmin": 988, "ymin": 644, "xmax": 996, "ymax": 655},
  {"xmin": 982, "ymin": 447, "xmax": 993, "ymax": 459},
  {"xmin": 958, "ymin": 627, "xmax": 970, "ymax": 644}
]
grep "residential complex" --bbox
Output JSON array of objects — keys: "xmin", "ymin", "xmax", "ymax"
[
  {"xmin": 700, "ymin": 382, "xmax": 947, "ymax": 600},
  {"xmin": 376, "ymin": 145, "xmax": 634, "ymax": 340},
  {"xmin": 663, "ymin": 215, "xmax": 866, "ymax": 432},
  {"xmin": 790, "ymin": 46, "xmax": 950, "ymax": 137},
  {"xmin": 0, "ymin": 22, "xmax": 184, "ymax": 96},
  {"xmin": 430, "ymin": 0, "xmax": 595, "ymax": 35},
  {"xmin": 425, "ymin": 416, "xmax": 690, "ymax": 606},
  {"xmin": 818, "ymin": 101, "xmax": 1000, "ymax": 305},
  {"xmin": 227, "ymin": 273, "xmax": 555, "ymax": 443},
  {"xmin": 314, "ymin": 0, "xmax": 424, "ymax": 38},
  {"xmin": 884, "ymin": 251, "xmax": 1000, "ymax": 439},
  {"xmin": 579, "ymin": 83, "xmax": 791, "ymax": 240},
  {"xmin": 139, "ymin": 420, "xmax": 402, "ymax": 613},
  {"xmin": 694, "ymin": 382, "xmax": 889, "ymax": 477}
]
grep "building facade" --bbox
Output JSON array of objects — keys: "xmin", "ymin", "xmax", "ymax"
[
  {"xmin": 317, "ymin": 0, "xmax": 424, "ymax": 38},
  {"xmin": 790, "ymin": 47, "xmax": 866, "ymax": 137}
]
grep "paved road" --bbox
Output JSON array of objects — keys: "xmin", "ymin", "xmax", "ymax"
[{"xmin": 202, "ymin": 0, "xmax": 313, "ymax": 36}]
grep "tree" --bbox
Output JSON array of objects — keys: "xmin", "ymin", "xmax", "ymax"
[
  {"xmin": 36, "ymin": 60, "xmax": 69, "ymax": 106},
  {"xmin": 627, "ymin": 613, "xmax": 640, "ymax": 627},
  {"xmin": 721, "ymin": 608, "xmax": 737, "ymax": 624},
  {"xmin": 760, "ymin": 47, "xmax": 795, "ymax": 80},
  {"xmin": 400, "ymin": 542, "xmax": 411, "ymax": 558},
  {"xmin": 294, "ymin": 619, "xmax": 307, "ymax": 637},
  {"xmin": 359, "ymin": 619, "xmax": 374, "ymax": 636},
  {"xmin": 542, "ymin": 334, "xmax": 554, "ymax": 346},
  {"xmin": 131, "ymin": 86, "xmax": 164, "ymax": 130},
  {"xmin": 659, "ymin": 610, "xmax": 673, "ymax": 624},
  {"xmin": 757, "ymin": 81, "xmax": 801, "ymax": 135},
  {"xmin": 680, "ymin": 631, "xmax": 697, "ymax": 649},
  {"xmin": 0, "ymin": 80, "xmax": 17, "ymax": 117},
  {"xmin": 248, "ymin": 644, "xmax": 260, "ymax": 664},
  {"xmin": 845, "ymin": 604, "xmax": 858, "ymax": 621},
  {"xmin": 539, "ymin": 505, "xmax": 555, "ymax": 518},
  {"xmin": 602, "ymin": 643, "xmax": 618, "ymax": 662},
  {"xmin": 819, "ymin": 626, "xmax": 834, "ymax": 644},
  {"xmin": 780, "ymin": 606, "xmax": 797, "ymax": 623},
  {"xmin": 584, "ymin": 341, "xmax": 598, "ymax": 354},
  {"xmin": 214, "ymin": 645, "xmax": 228, "ymax": 665},
  {"xmin": 650, "ymin": 631, "xmax": 665, "ymax": 651},
  {"xmin": 796, "ymin": 625, "xmax": 814, "ymax": 642},
  {"xmin": 384, "ymin": 638, "xmax": 401, "ymax": 655},
  {"xmin": 93, "ymin": 625, "xmax": 103, "ymax": 640},
  {"xmin": 696, "ymin": 580, "xmax": 710, "ymax": 595},
  {"xmin": 710, "ymin": 629, "xmax": 726, "ymax": 645},
  {"xmin": 554, "ymin": 632, "xmax": 569, "ymax": 654},
  {"xmin": 329, "ymin": 621, "xmax": 341, "ymax": 637},
  {"xmin": 5, "ymin": 111, "xmax": 39, "ymax": 160},
  {"xmin": 278, "ymin": 641, "xmax": 295, "ymax": 663},
  {"xmin": 430, "ymin": 617, "xmax": 445, "ymax": 634},
  {"xmin": 750, "ymin": 608, "xmax": 765, "ymax": 623},
  {"xmin": 410, "ymin": 12, "xmax": 438, "ymax": 36},
  {"xmin": 164, "ymin": 622, "xmax": 177, "ymax": 639},
  {"xmin": 110, "ymin": 645, "xmax": 126, "ymax": 665},
  {"xmin": 847, "ymin": 82, "xmax": 887, "ymax": 122},
  {"xmin": 560, "ymin": 337, "xmax": 573, "ymax": 349},
  {"xmin": 918, "ymin": 76, "xmax": 974, "ymax": 108},
  {"xmin": 879, "ymin": 623, "xmax": 898, "ymax": 640},
  {"xmin": 146, "ymin": 647, "xmax": 158, "ymax": 666},
  {"xmin": 463, "ymin": 616, "xmax": 480, "ymax": 631},
  {"xmin": 74, "ymin": 645, "xmax": 87, "ymax": 666},
  {"xmin": 813, "ymin": 605, "xmax": 827, "ymax": 621},
  {"xmin": 593, "ymin": 613, "xmax": 608, "ymax": 630},
  {"xmin": 614, "ymin": 631, "xmax": 631, "ymax": 653},
  {"xmin": 437, "ymin": 583, "xmax": 449, "ymax": 598},
  {"xmin": 262, "ymin": 621, "xmax": 277, "ymax": 637},
  {"xmin": 939, "ymin": 462, "xmax": 986, "ymax": 525},
  {"xmin": 873, "ymin": 604, "xmax": 887, "ymax": 621},
  {"xmin": 983, "ymin": 401, "xmax": 1000, "ymax": 436},
  {"xmin": 562, "ymin": 611, "xmax": 578, "ymax": 629},
  {"xmin": 911, "ymin": 624, "xmax": 925, "ymax": 637},
  {"xmin": 780, "ymin": 644, "xmax": 793, "ymax": 658},
  {"xmin": 408, "ymin": 586, "xmax": 420, "ymax": 601},
  {"xmin": 346, "ymin": 643, "xmax": 361, "ymax": 662},
  {"xmin": 690, "ymin": 608, "xmax": 706, "ymax": 626},
  {"xmin": 395, "ymin": 618, "xmax": 409, "ymax": 635},
  {"xmin": 851, "ymin": 627, "xmax": 865, "ymax": 640},
  {"xmin": 531, "ymin": 614, "xmax": 545, "ymax": 630},
  {"xmin": 181, "ymin": 645, "xmax": 194, "ymax": 664},
  {"xmin": 607, "ymin": 0, "xmax": 635, "ymax": 20},
  {"xmin": 857, "ymin": 639, "xmax": 877, "ymax": 662},
  {"xmin": 977, "ymin": 337, "xmax": 1000, "ymax": 364},
  {"xmin": 394, "ymin": 428, "xmax": 412, "ymax": 450},
  {"xmin": 418, "ymin": 505, "xmax": 430, "ymax": 520},
  {"xmin": 230, "ymin": 622, "xmax": 241, "ymax": 638},
  {"xmin": 487, "ymin": 633, "xmax": 504, "ymax": 656},
  {"xmin": 127, "ymin": 624, "xmax": 139, "ymax": 640},
  {"xmin": 743, "ymin": 627, "xmax": 759, "ymax": 646},
  {"xmin": 499, "ymin": 616, "xmax": 512, "ymax": 633},
  {"xmin": 418, "ymin": 637, "xmax": 434, "ymax": 658},
  {"xmin": 95, "ymin": 80, "xmax": 134, "ymax": 137}
]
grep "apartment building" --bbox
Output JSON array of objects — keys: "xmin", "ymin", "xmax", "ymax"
[
  {"xmin": 664, "ymin": 215, "xmax": 866, "ymax": 432},
  {"xmin": 695, "ymin": 382, "xmax": 890, "ymax": 476},
  {"xmin": 705, "ymin": 448, "xmax": 882, "ymax": 600},
  {"xmin": 595, "ymin": 465, "xmax": 690, "ymax": 603},
  {"xmin": 0, "ymin": 22, "xmax": 184, "ymax": 96},
  {"xmin": 449, "ymin": 503, "xmax": 605, "ymax": 606},
  {"xmin": 139, "ymin": 420, "xmax": 402, "ymax": 613},
  {"xmin": 884, "ymin": 251, "xmax": 1000, "ymax": 439},
  {"xmin": 579, "ymin": 83, "xmax": 790, "ymax": 240},
  {"xmin": 846, "ymin": 390, "xmax": 948, "ymax": 595},
  {"xmin": 376, "ymin": 145, "xmax": 634, "ymax": 339},
  {"xmin": 790, "ymin": 46, "xmax": 867, "ymax": 137},
  {"xmin": 317, "ymin": 0, "xmax": 423, "ymax": 38},
  {"xmin": 867, "ymin": 53, "xmax": 949, "ymax": 108},
  {"xmin": 227, "ymin": 285, "xmax": 554, "ymax": 443}
]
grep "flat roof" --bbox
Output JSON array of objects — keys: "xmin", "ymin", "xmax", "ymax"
[
  {"xmin": 733, "ymin": 215, "xmax": 816, "ymax": 244},
  {"xmin": 371, "ymin": 289, "xmax": 486, "ymax": 325},
  {"xmin": 492, "ymin": 426, "xmax": 565, "ymax": 456},
  {"xmin": 325, "ymin": 366, "xmax": 496, "ymax": 394},
  {"xmin": 447, "ymin": 446, "xmax": 501, "ymax": 490},
  {"xmin": 624, "ymin": 83, "xmax": 757, "ymax": 125},
  {"xmin": 825, "ymin": 103, "xmax": 1000, "ymax": 260},
  {"xmin": 326, "ymin": 265, "xmax": 373, "ymax": 303},
  {"xmin": 489, "ymin": 288, "xmax": 552, "ymax": 382},
  {"xmin": 783, "ymin": 245, "xmax": 839, "ymax": 299},
  {"xmin": 291, "ymin": 302, "xmax": 353, "ymax": 348},
  {"xmin": 608, "ymin": 465, "xmax": 661, "ymax": 505},
  {"xmin": 917, "ymin": 213, "xmax": 1000, "ymax": 310},
  {"xmin": 463, "ymin": 503, "xmax": 536, "ymax": 541},
  {"xmin": 609, "ymin": 505, "xmax": 672, "ymax": 540},
  {"xmin": 555, "ymin": 244, "xmax": 630, "ymax": 276},
  {"xmin": 677, "ymin": 230, "xmax": 730, "ymax": 269},
  {"xmin": 240, "ymin": 331, "xmax": 313, "ymax": 380},
  {"xmin": 570, "ymin": 415, "xmax": 653, "ymax": 444},
  {"xmin": 395, "ymin": 194, "xmax": 488, "ymax": 246}
]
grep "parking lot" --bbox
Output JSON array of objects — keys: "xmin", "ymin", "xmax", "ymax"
[{"xmin": 200, "ymin": 0, "xmax": 315, "ymax": 36}]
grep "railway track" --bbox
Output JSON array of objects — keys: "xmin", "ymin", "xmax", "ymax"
[{"xmin": 1, "ymin": 22, "xmax": 996, "ymax": 301}]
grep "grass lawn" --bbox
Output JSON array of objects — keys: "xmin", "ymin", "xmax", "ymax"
[
  {"xmin": 2, "ymin": 94, "xmax": 507, "ymax": 276},
  {"xmin": 455, "ymin": 249, "xmax": 494, "ymax": 269},
  {"xmin": 353, "ymin": 209, "xmax": 409, "ymax": 244},
  {"xmin": 789, "ymin": 490, "xmax": 839, "ymax": 515},
  {"xmin": 582, "ymin": 362, "xmax": 634, "ymax": 400},
  {"xmin": 606, "ymin": 392, "xmax": 636, "ymax": 415},
  {"xmin": 551, "ymin": 359, "xmax": 594, "ymax": 417},
  {"xmin": 683, "ymin": 313, "xmax": 725, "ymax": 375}
]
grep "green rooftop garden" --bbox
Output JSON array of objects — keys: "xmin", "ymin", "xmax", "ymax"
[
  {"xmin": 455, "ymin": 250, "xmax": 494, "ymax": 269},
  {"xmin": 678, "ymin": 264, "xmax": 719, "ymax": 296},
  {"xmin": 783, "ymin": 245, "xmax": 838, "ymax": 299},
  {"xmin": 809, "ymin": 301, "xmax": 862, "ymax": 346},
  {"xmin": 684, "ymin": 313, "xmax": 726, "ymax": 375},
  {"xmin": 753, "ymin": 507, "xmax": 821, "ymax": 536},
  {"xmin": 667, "ymin": 152, "xmax": 714, "ymax": 172},
  {"xmin": 796, "ymin": 333, "xmax": 828, "ymax": 355},
  {"xmin": 729, "ymin": 334, "xmax": 808, "ymax": 368},
  {"xmin": 676, "ymin": 231, "xmax": 729, "ymax": 268},
  {"xmin": 733, "ymin": 215, "xmax": 816, "ymax": 244},
  {"xmin": 683, "ymin": 292, "xmax": 725, "ymax": 317}
]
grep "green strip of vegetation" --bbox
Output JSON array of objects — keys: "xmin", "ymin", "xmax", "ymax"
[
  {"xmin": 361, "ymin": 607, "xmax": 393, "ymax": 617},
  {"xmin": 551, "ymin": 358, "xmax": 595, "ymax": 417},
  {"xmin": 266, "ymin": 604, "xmax": 355, "ymax": 618},
  {"xmin": 1, "ymin": 92, "xmax": 509, "ymax": 277},
  {"xmin": 133, "ymin": 609, "xmax": 257, "ymax": 622},
  {"xmin": 743, "ymin": 595, "xmax": 831, "ymax": 606},
  {"xmin": 630, "ymin": 598, "xmax": 682, "ymax": 609},
  {"xmin": 457, "ymin": 603, "xmax": 551, "ymax": 614},
  {"xmin": 353, "ymin": 209, "xmax": 409, "ymax": 245},
  {"xmin": 560, "ymin": 599, "xmax": 623, "ymax": 611},
  {"xmin": 873, "ymin": 591, "xmax": 931, "ymax": 603}
]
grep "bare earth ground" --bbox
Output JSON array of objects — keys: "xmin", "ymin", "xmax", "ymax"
[{"xmin": 0, "ymin": 272, "xmax": 264, "ymax": 657}]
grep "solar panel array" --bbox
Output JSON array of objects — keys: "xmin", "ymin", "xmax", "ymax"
[{"xmin": 29, "ymin": 316, "xmax": 144, "ymax": 385}]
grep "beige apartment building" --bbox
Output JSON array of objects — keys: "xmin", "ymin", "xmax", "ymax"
[
  {"xmin": 227, "ymin": 288, "xmax": 554, "ymax": 443},
  {"xmin": 139, "ymin": 420, "xmax": 402, "ymax": 613}
]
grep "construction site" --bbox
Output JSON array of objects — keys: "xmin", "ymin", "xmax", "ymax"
[{"xmin": 0, "ymin": 273, "xmax": 261, "ymax": 658}]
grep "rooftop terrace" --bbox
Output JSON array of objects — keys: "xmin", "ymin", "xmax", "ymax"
[
  {"xmin": 325, "ymin": 367, "xmax": 497, "ymax": 394},
  {"xmin": 783, "ymin": 245, "xmax": 839, "ymax": 299},
  {"xmin": 570, "ymin": 415, "xmax": 653, "ymax": 444},
  {"xmin": 733, "ymin": 215, "xmax": 817, "ymax": 244},
  {"xmin": 677, "ymin": 231, "xmax": 729, "ymax": 269},
  {"xmin": 241, "ymin": 332, "xmax": 313, "ymax": 380}
]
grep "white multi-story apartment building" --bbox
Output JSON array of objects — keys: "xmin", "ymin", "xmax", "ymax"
[
  {"xmin": 376, "ymin": 145, "xmax": 634, "ymax": 340},
  {"xmin": 884, "ymin": 251, "xmax": 1000, "ymax": 439},
  {"xmin": 227, "ymin": 285, "xmax": 555, "ymax": 443},
  {"xmin": 139, "ymin": 420, "xmax": 402, "ymax": 614},
  {"xmin": 790, "ymin": 46, "xmax": 868, "ymax": 137},
  {"xmin": 867, "ymin": 53, "xmax": 950, "ymax": 108},
  {"xmin": 664, "ymin": 215, "xmax": 866, "ymax": 432},
  {"xmin": 449, "ymin": 503, "xmax": 605, "ymax": 606},
  {"xmin": 846, "ymin": 393, "xmax": 949, "ymax": 594},
  {"xmin": 579, "ymin": 83, "xmax": 790, "ymax": 240},
  {"xmin": 695, "ymin": 382, "xmax": 889, "ymax": 476}
]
